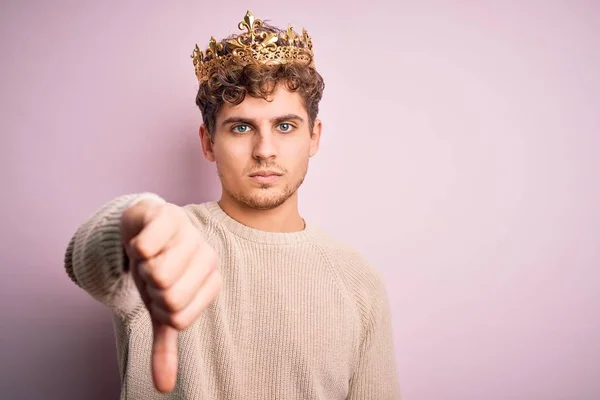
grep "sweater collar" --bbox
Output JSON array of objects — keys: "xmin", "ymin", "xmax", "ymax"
[{"xmin": 204, "ymin": 201, "xmax": 316, "ymax": 245}]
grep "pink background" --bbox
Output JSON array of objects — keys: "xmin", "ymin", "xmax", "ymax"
[{"xmin": 1, "ymin": 1, "xmax": 599, "ymax": 399}]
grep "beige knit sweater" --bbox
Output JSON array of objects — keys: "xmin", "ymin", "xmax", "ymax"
[{"xmin": 64, "ymin": 193, "xmax": 400, "ymax": 399}]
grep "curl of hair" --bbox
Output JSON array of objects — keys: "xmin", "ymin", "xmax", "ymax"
[{"xmin": 195, "ymin": 57, "xmax": 325, "ymax": 138}]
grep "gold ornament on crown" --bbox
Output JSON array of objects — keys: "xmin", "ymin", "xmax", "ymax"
[{"xmin": 191, "ymin": 10, "xmax": 315, "ymax": 83}]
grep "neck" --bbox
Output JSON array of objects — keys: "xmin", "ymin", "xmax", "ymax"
[{"xmin": 218, "ymin": 192, "xmax": 305, "ymax": 233}]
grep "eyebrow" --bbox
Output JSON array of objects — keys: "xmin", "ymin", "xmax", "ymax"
[{"xmin": 220, "ymin": 113, "xmax": 305, "ymax": 127}]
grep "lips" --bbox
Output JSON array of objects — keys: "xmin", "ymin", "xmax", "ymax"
[
  {"xmin": 248, "ymin": 170, "xmax": 282, "ymax": 184},
  {"xmin": 249, "ymin": 170, "xmax": 282, "ymax": 177}
]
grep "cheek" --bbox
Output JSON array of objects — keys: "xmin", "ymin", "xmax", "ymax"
[
  {"xmin": 214, "ymin": 141, "xmax": 250, "ymax": 174},
  {"xmin": 281, "ymin": 141, "xmax": 310, "ymax": 168}
]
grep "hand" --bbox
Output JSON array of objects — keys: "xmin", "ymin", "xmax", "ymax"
[{"xmin": 120, "ymin": 199, "xmax": 222, "ymax": 393}]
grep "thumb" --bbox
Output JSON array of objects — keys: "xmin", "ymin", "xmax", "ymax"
[
  {"xmin": 152, "ymin": 322, "xmax": 179, "ymax": 393},
  {"xmin": 120, "ymin": 198, "xmax": 163, "ymax": 248}
]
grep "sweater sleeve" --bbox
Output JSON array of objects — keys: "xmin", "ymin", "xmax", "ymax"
[
  {"xmin": 64, "ymin": 192, "xmax": 166, "ymax": 318},
  {"xmin": 347, "ymin": 267, "xmax": 401, "ymax": 399}
]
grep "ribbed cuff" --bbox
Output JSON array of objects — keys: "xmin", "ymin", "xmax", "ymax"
[{"xmin": 65, "ymin": 192, "xmax": 165, "ymax": 315}]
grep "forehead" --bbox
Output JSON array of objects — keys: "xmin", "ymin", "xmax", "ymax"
[{"xmin": 217, "ymin": 85, "xmax": 306, "ymax": 122}]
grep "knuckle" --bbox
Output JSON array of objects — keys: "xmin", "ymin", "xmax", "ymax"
[
  {"xmin": 169, "ymin": 313, "xmax": 189, "ymax": 331},
  {"xmin": 151, "ymin": 268, "xmax": 171, "ymax": 289},
  {"xmin": 162, "ymin": 291, "xmax": 183, "ymax": 312},
  {"xmin": 132, "ymin": 239, "xmax": 152, "ymax": 259},
  {"xmin": 142, "ymin": 202, "xmax": 165, "ymax": 224}
]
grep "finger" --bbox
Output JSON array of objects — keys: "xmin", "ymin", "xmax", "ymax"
[
  {"xmin": 120, "ymin": 198, "xmax": 163, "ymax": 245},
  {"xmin": 146, "ymin": 243, "xmax": 217, "ymax": 312},
  {"xmin": 137, "ymin": 226, "xmax": 200, "ymax": 290},
  {"xmin": 150, "ymin": 268, "xmax": 222, "ymax": 331},
  {"xmin": 127, "ymin": 205, "xmax": 179, "ymax": 260},
  {"xmin": 152, "ymin": 322, "xmax": 178, "ymax": 393},
  {"xmin": 131, "ymin": 259, "xmax": 152, "ymax": 310}
]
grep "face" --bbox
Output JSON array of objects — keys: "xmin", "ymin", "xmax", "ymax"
[{"xmin": 200, "ymin": 84, "xmax": 322, "ymax": 210}]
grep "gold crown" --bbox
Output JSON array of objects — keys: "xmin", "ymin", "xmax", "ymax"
[{"xmin": 191, "ymin": 10, "xmax": 315, "ymax": 83}]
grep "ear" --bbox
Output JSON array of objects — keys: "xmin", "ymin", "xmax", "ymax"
[
  {"xmin": 309, "ymin": 118, "xmax": 322, "ymax": 157},
  {"xmin": 199, "ymin": 124, "xmax": 215, "ymax": 162}
]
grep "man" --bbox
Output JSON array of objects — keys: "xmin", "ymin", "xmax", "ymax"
[{"xmin": 64, "ymin": 10, "xmax": 400, "ymax": 399}]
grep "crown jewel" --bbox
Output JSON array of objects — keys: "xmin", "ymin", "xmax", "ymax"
[{"xmin": 191, "ymin": 11, "xmax": 314, "ymax": 83}]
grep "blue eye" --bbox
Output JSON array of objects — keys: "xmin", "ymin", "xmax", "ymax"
[
  {"xmin": 278, "ymin": 123, "xmax": 293, "ymax": 132},
  {"xmin": 232, "ymin": 125, "xmax": 250, "ymax": 134}
]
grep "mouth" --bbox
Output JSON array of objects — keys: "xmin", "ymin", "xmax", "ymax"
[{"xmin": 248, "ymin": 170, "xmax": 283, "ymax": 184}]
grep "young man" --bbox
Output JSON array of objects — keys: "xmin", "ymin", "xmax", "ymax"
[{"xmin": 64, "ymin": 11, "xmax": 400, "ymax": 399}]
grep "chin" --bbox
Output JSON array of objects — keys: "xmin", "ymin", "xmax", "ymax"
[
  {"xmin": 246, "ymin": 190, "xmax": 291, "ymax": 210},
  {"xmin": 232, "ymin": 186, "xmax": 294, "ymax": 210},
  {"xmin": 222, "ymin": 172, "xmax": 306, "ymax": 211}
]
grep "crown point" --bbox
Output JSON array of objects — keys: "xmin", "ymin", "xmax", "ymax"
[
  {"xmin": 239, "ymin": 10, "xmax": 258, "ymax": 33},
  {"xmin": 192, "ymin": 11, "xmax": 316, "ymax": 83}
]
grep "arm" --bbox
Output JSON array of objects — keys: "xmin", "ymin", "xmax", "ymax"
[
  {"xmin": 64, "ymin": 192, "xmax": 165, "ymax": 318},
  {"xmin": 347, "ymin": 278, "xmax": 401, "ymax": 399}
]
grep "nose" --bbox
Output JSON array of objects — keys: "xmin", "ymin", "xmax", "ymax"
[{"xmin": 251, "ymin": 128, "xmax": 277, "ymax": 161}]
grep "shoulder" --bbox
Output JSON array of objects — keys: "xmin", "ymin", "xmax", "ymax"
[
  {"xmin": 180, "ymin": 201, "xmax": 226, "ymax": 237},
  {"xmin": 181, "ymin": 202, "xmax": 213, "ymax": 229},
  {"xmin": 180, "ymin": 201, "xmax": 242, "ymax": 245},
  {"xmin": 311, "ymin": 226, "xmax": 382, "ymax": 282},
  {"xmin": 309, "ymin": 227, "xmax": 388, "ymax": 325}
]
